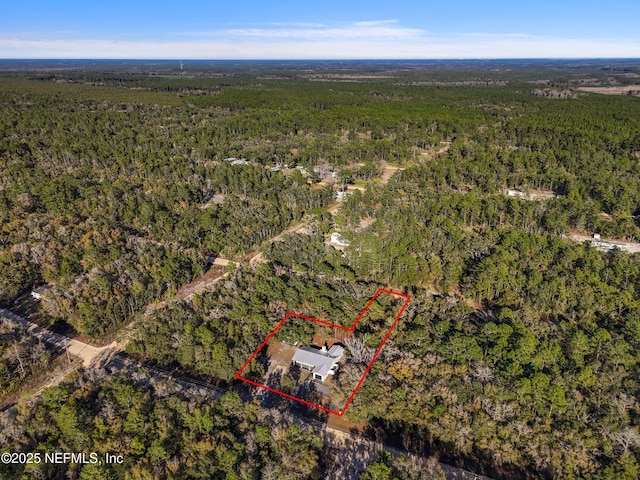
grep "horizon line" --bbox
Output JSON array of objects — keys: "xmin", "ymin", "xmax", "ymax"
[{"xmin": 2, "ymin": 57, "xmax": 640, "ymax": 62}]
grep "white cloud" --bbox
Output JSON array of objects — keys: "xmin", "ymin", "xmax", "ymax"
[
  {"xmin": 0, "ymin": 21, "xmax": 638, "ymax": 59},
  {"xmin": 353, "ymin": 20, "xmax": 401, "ymax": 27},
  {"xmin": 217, "ymin": 20, "xmax": 423, "ymax": 41}
]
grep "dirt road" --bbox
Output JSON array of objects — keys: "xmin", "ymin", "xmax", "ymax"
[
  {"xmin": 568, "ymin": 234, "xmax": 640, "ymax": 254},
  {"xmin": 418, "ymin": 141, "xmax": 451, "ymax": 161},
  {"xmin": 380, "ymin": 164, "xmax": 403, "ymax": 183},
  {"xmin": 1, "ymin": 308, "xmax": 117, "ymax": 368}
]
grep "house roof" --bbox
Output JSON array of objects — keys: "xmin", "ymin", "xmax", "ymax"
[
  {"xmin": 32, "ymin": 285, "xmax": 51, "ymax": 295},
  {"xmin": 328, "ymin": 345, "xmax": 345, "ymax": 357},
  {"xmin": 330, "ymin": 232, "xmax": 350, "ymax": 247},
  {"xmin": 292, "ymin": 345, "xmax": 344, "ymax": 378},
  {"xmin": 31, "ymin": 285, "xmax": 52, "ymax": 299}
]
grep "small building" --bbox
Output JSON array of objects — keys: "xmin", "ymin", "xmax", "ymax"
[
  {"xmin": 506, "ymin": 188, "xmax": 558, "ymax": 201},
  {"xmin": 225, "ymin": 157, "xmax": 249, "ymax": 165},
  {"xmin": 31, "ymin": 285, "xmax": 51, "ymax": 300},
  {"xmin": 295, "ymin": 166, "xmax": 310, "ymax": 176},
  {"xmin": 330, "ymin": 232, "xmax": 350, "ymax": 247},
  {"xmin": 291, "ymin": 344, "xmax": 345, "ymax": 382},
  {"xmin": 590, "ymin": 233, "xmax": 619, "ymax": 252},
  {"xmin": 506, "ymin": 189, "xmax": 526, "ymax": 198},
  {"xmin": 335, "ymin": 190, "xmax": 347, "ymax": 201}
]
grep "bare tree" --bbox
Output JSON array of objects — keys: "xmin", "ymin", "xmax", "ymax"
[
  {"xmin": 261, "ymin": 462, "xmax": 281, "ymax": 480},
  {"xmin": 471, "ymin": 361, "xmax": 495, "ymax": 390},
  {"xmin": 613, "ymin": 393, "xmax": 637, "ymax": 417},
  {"xmin": 29, "ymin": 341, "xmax": 47, "ymax": 369},
  {"xmin": 609, "ymin": 427, "xmax": 640, "ymax": 454},
  {"xmin": 345, "ymin": 335, "xmax": 373, "ymax": 364},
  {"xmin": 7, "ymin": 342, "xmax": 25, "ymax": 377}
]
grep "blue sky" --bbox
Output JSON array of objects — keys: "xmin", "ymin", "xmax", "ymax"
[{"xmin": 2, "ymin": 1, "xmax": 639, "ymax": 59}]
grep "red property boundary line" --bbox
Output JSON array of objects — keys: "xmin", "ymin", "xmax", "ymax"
[{"xmin": 234, "ymin": 288, "xmax": 411, "ymax": 416}]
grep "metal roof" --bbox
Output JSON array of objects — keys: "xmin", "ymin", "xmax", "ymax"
[{"xmin": 291, "ymin": 345, "xmax": 344, "ymax": 379}]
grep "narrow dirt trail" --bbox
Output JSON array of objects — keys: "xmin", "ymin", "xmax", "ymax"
[
  {"xmin": 418, "ymin": 141, "xmax": 451, "ymax": 162},
  {"xmin": 380, "ymin": 164, "xmax": 403, "ymax": 183}
]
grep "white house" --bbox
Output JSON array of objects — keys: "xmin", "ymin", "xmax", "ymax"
[
  {"xmin": 291, "ymin": 344, "xmax": 345, "ymax": 381},
  {"xmin": 506, "ymin": 189, "xmax": 526, "ymax": 198},
  {"xmin": 225, "ymin": 157, "xmax": 249, "ymax": 165},
  {"xmin": 330, "ymin": 232, "xmax": 350, "ymax": 247}
]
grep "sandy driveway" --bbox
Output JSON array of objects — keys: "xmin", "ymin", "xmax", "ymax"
[
  {"xmin": 1, "ymin": 308, "xmax": 117, "ymax": 368},
  {"xmin": 568, "ymin": 234, "xmax": 640, "ymax": 254}
]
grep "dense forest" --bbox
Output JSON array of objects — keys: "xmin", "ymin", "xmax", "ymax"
[
  {"xmin": 0, "ymin": 365, "xmax": 446, "ymax": 479},
  {"xmin": 0, "ymin": 317, "xmax": 53, "ymax": 398},
  {"xmin": 1, "ymin": 60, "xmax": 640, "ymax": 479},
  {"xmin": 1, "ymin": 370, "xmax": 326, "ymax": 479}
]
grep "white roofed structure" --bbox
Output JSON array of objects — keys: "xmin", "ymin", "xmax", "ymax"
[{"xmin": 291, "ymin": 344, "xmax": 344, "ymax": 382}]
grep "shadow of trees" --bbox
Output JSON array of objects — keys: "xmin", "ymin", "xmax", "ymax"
[{"xmin": 364, "ymin": 417, "xmax": 536, "ymax": 480}]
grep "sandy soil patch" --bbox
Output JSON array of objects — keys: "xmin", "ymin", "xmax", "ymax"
[
  {"xmin": 380, "ymin": 164, "xmax": 405, "ymax": 184},
  {"xmin": 578, "ymin": 85, "xmax": 640, "ymax": 96},
  {"xmin": 200, "ymin": 194, "xmax": 226, "ymax": 209},
  {"xmin": 267, "ymin": 341, "xmax": 297, "ymax": 368}
]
